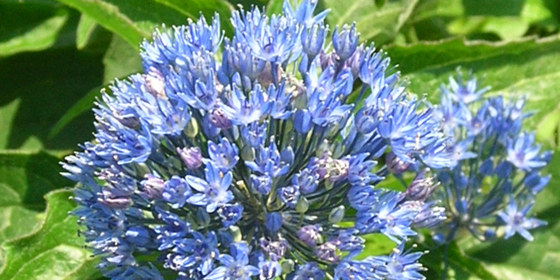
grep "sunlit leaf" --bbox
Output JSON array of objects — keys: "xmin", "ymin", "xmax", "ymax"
[
  {"xmin": 53, "ymin": 0, "xmax": 233, "ymax": 48},
  {"xmin": 324, "ymin": 0, "xmax": 419, "ymax": 44},
  {"xmin": 0, "ymin": 190, "xmax": 98, "ymax": 280},
  {"xmin": 0, "ymin": 1, "xmax": 70, "ymax": 56},
  {"xmin": 0, "ymin": 151, "xmax": 71, "ymax": 243}
]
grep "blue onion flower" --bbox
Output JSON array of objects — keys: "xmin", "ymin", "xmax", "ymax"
[
  {"xmin": 63, "ymin": 1, "xmax": 454, "ymax": 279},
  {"xmin": 430, "ymin": 69, "xmax": 552, "ymax": 243}
]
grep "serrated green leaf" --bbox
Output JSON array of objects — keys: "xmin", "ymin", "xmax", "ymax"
[
  {"xmin": 385, "ymin": 35, "xmax": 560, "ymax": 130},
  {"xmin": 324, "ymin": 0, "xmax": 419, "ymax": 45},
  {"xmin": 53, "ymin": 0, "xmax": 233, "ymax": 48},
  {"xmin": 0, "ymin": 151, "xmax": 70, "ymax": 210},
  {"xmin": 0, "ymin": 190, "xmax": 98, "ymax": 280},
  {"xmin": 0, "ymin": 151, "xmax": 71, "ymax": 244},
  {"xmin": 0, "ymin": 1, "xmax": 69, "ymax": 56}
]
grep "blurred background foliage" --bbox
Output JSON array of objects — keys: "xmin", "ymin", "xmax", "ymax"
[{"xmin": 1, "ymin": 0, "xmax": 560, "ymax": 279}]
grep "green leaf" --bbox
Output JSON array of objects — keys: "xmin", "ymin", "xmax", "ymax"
[
  {"xmin": 0, "ymin": 1, "xmax": 70, "ymax": 56},
  {"xmin": 76, "ymin": 14, "xmax": 98, "ymax": 49},
  {"xmin": 0, "ymin": 151, "xmax": 70, "ymax": 210},
  {"xmin": 48, "ymin": 85, "xmax": 103, "ymax": 140},
  {"xmin": 102, "ymin": 34, "xmax": 143, "ymax": 84},
  {"xmin": 374, "ymin": 0, "xmax": 388, "ymax": 9},
  {"xmin": 49, "ymin": 34, "xmax": 142, "ymax": 139},
  {"xmin": 535, "ymin": 103, "xmax": 560, "ymax": 149},
  {"xmin": 521, "ymin": 0, "xmax": 555, "ymax": 24},
  {"xmin": 411, "ymin": 0, "xmax": 463, "ymax": 22},
  {"xmin": 421, "ymin": 241, "xmax": 497, "ymax": 280},
  {"xmin": 151, "ymin": 0, "xmax": 234, "ymax": 35},
  {"xmin": 447, "ymin": 16, "xmax": 530, "ymax": 40},
  {"xmin": 324, "ymin": 0, "xmax": 420, "ymax": 45},
  {"xmin": 0, "ymin": 151, "xmax": 71, "ymax": 244},
  {"xmin": 462, "ymin": 0, "xmax": 525, "ymax": 17},
  {"xmin": 53, "ymin": 0, "xmax": 233, "ymax": 48},
  {"xmin": 407, "ymin": 0, "xmax": 463, "ymax": 42},
  {"xmin": 358, "ymin": 233, "xmax": 396, "ymax": 260},
  {"xmin": 411, "ymin": 0, "xmax": 557, "ymax": 41},
  {"xmin": 265, "ymin": 0, "xmax": 284, "ymax": 17},
  {"xmin": 0, "ymin": 47, "xmax": 104, "ymax": 150},
  {"xmin": 385, "ymin": 35, "xmax": 560, "ymax": 130},
  {"xmin": 0, "ymin": 190, "xmax": 98, "ymax": 280}
]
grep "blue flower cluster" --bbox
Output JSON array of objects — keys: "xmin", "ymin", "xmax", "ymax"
[
  {"xmin": 64, "ymin": 1, "xmax": 464, "ymax": 279},
  {"xmin": 430, "ymin": 70, "xmax": 552, "ymax": 243}
]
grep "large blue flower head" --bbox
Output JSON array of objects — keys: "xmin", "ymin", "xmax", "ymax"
[
  {"xmin": 430, "ymin": 69, "xmax": 552, "ymax": 243},
  {"xmin": 63, "ymin": 1, "xmax": 452, "ymax": 279}
]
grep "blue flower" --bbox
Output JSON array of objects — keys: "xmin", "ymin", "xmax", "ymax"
[
  {"xmin": 186, "ymin": 163, "xmax": 234, "ymax": 213},
  {"xmin": 162, "ymin": 176, "xmax": 191, "ymax": 208},
  {"xmin": 206, "ymin": 138, "xmax": 239, "ymax": 172},
  {"xmin": 221, "ymin": 84, "xmax": 273, "ymax": 125},
  {"xmin": 290, "ymin": 262, "xmax": 325, "ymax": 280},
  {"xmin": 506, "ymin": 132, "xmax": 547, "ymax": 171},
  {"xmin": 370, "ymin": 242, "xmax": 426, "ymax": 280},
  {"xmin": 497, "ymin": 197, "xmax": 546, "ymax": 241},
  {"xmin": 218, "ymin": 203, "xmax": 244, "ymax": 227},
  {"xmin": 440, "ymin": 69, "xmax": 490, "ymax": 104},
  {"xmin": 171, "ymin": 231, "xmax": 220, "ymax": 275},
  {"xmin": 334, "ymin": 259, "xmax": 385, "ymax": 280},
  {"xmin": 430, "ymin": 70, "xmax": 551, "ymax": 243},
  {"xmin": 65, "ymin": 0, "xmax": 454, "ymax": 278},
  {"xmin": 205, "ymin": 243, "xmax": 259, "ymax": 280}
]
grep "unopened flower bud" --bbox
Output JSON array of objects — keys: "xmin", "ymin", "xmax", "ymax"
[
  {"xmin": 265, "ymin": 212, "xmax": 283, "ymax": 232},
  {"xmin": 298, "ymin": 225, "xmax": 322, "ymax": 247},
  {"xmin": 241, "ymin": 144, "xmax": 255, "ymax": 161},
  {"xmin": 332, "ymin": 24, "xmax": 358, "ymax": 61},
  {"xmin": 295, "ymin": 196, "xmax": 309, "ymax": 213},
  {"xmin": 99, "ymin": 191, "xmax": 133, "ymax": 209},
  {"xmin": 141, "ymin": 174, "xmax": 164, "ymax": 199},
  {"xmin": 185, "ymin": 117, "xmax": 198, "ymax": 138},
  {"xmin": 407, "ymin": 169, "xmax": 438, "ymax": 202},
  {"xmin": 329, "ymin": 205, "xmax": 345, "ymax": 224},
  {"xmin": 315, "ymin": 241, "xmax": 339, "ymax": 263},
  {"xmin": 302, "ymin": 23, "xmax": 327, "ymax": 58},
  {"xmin": 177, "ymin": 147, "xmax": 203, "ymax": 169},
  {"xmin": 125, "ymin": 226, "xmax": 151, "ymax": 247},
  {"xmin": 386, "ymin": 151, "xmax": 411, "ymax": 175},
  {"xmin": 281, "ymin": 259, "xmax": 295, "ymax": 274},
  {"xmin": 209, "ymin": 108, "xmax": 232, "ymax": 129},
  {"xmin": 230, "ymin": 226, "xmax": 242, "ymax": 242}
]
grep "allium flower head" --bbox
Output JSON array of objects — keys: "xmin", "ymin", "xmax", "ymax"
[
  {"xmin": 431, "ymin": 69, "xmax": 552, "ymax": 242},
  {"xmin": 63, "ymin": 1, "xmax": 453, "ymax": 279}
]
